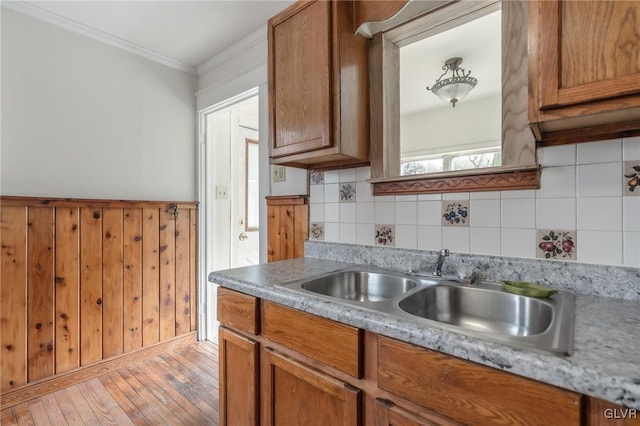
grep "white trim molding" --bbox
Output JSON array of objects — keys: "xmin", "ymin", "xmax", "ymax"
[
  {"xmin": 197, "ymin": 26, "xmax": 266, "ymax": 77},
  {"xmin": 2, "ymin": 1, "xmax": 196, "ymax": 75}
]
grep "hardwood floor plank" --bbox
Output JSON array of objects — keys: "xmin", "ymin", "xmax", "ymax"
[
  {"xmin": 105, "ymin": 371, "xmax": 168, "ymax": 426},
  {"xmin": 129, "ymin": 362, "xmax": 205, "ymax": 424},
  {"xmin": 98, "ymin": 374, "xmax": 154, "ymax": 426},
  {"xmin": 12, "ymin": 403, "xmax": 35, "ymax": 425},
  {"xmin": 153, "ymin": 356, "xmax": 218, "ymax": 420},
  {"xmin": 75, "ymin": 379, "xmax": 133, "ymax": 425},
  {"xmin": 1, "ymin": 341, "xmax": 220, "ymax": 426},
  {"xmin": 0, "ymin": 407, "xmax": 18, "ymax": 426},
  {"xmin": 26, "ymin": 399, "xmax": 50, "ymax": 425},
  {"xmin": 52, "ymin": 387, "xmax": 84, "ymax": 425},
  {"xmin": 117, "ymin": 368, "xmax": 183, "ymax": 425},
  {"xmin": 40, "ymin": 394, "xmax": 68, "ymax": 426}
]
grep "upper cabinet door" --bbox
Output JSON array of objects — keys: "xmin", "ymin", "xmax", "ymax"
[
  {"xmin": 529, "ymin": 0, "xmax": 640, "ymax": 145},
  {"xmin": 269, "ymin": 1, "xmax": 333, "ymax": 158},
  {"xmin": 268, "ymin": 0, "xmax": 369, "ymax": 169}
]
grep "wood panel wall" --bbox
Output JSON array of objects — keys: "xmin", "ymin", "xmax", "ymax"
[
  {"xmin": 0, "ymin": 197, "xmax": 198, "ymax": 393},
  {"xmin": 266, "ymin": 196, "xmax": 308, "ymax": 262}
]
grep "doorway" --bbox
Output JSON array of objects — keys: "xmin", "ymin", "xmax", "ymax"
[{"xmin": 201, "ymin": 88, "xmax": 260, "ymax": 341}]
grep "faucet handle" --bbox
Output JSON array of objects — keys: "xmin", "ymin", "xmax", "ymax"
[{"xmin": 440, "ymin": 249, "xmax": 449, "ymax": 256}]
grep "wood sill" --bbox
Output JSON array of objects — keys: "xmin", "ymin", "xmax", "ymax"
[{"xmin": 370, "ymin": 165, "xmax": 540, "ymax": 195}]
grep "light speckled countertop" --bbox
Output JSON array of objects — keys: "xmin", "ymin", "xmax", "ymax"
[{"xmin": 209, "ymin": 257, "xmax": 640, "ymax": 409}]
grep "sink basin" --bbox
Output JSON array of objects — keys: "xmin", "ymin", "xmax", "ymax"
[
  {"xmin": 398, "ymin": 284, "xmax": 553, "ymax": 337},
  {"xmin": 279, "ymin": 268, "xmax": 575, "ymax": 355},
  {"xmin": 299, "ymin": 270, "xmax": 418, "ymax": 302},
  {"xmin": 397, "ymin": 281, "xmax": 575, "ymax": 354}
]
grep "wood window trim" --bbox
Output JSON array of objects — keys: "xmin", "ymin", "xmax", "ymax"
[{"xmin": 368, "ymin": 0, "xmax": 539, "ymax": 194}]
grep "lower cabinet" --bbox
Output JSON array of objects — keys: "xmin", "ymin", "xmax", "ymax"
[
  {"xmin": 217, "ymin": 288, "xmax": 636, "ymax": 426},
  {"xmin": 218, "ymin": 327, "xmax": 259, "ymax": 426},
  {"xmin": 262, "ymin": 348, "xmax": 361, "ymax": 426},
  {"xmin": 374, "ymin": 398, "xmax": 462, "ymax": 426}
]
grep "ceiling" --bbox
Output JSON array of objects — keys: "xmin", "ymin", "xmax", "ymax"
[
  {"xmin": 12, "ymin": 1, "xmax": 295, "ymax": 72},
  {"xmin": 400, "ymin": 10, "xmax": 502, "ymax": 115}
]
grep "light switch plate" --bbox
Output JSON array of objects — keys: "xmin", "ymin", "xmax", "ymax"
[
  {"xmin": 216, "ymin": 186, "xmax": 228, "ymax": 199},
  {"xmin": 273, "ymin": 166, "xmax": 286, "ymax": 182}
]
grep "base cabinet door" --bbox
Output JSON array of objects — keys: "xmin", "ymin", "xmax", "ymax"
[
  {"xmin": 374, "ymin": 398, "xmax": 462, "ymax": 426},
  {"xmin": 262, "ymin": 348, "xmax": 361, "ymax": 426},
  {"xmin": 219, "ymin": 327, "xmax": 259, "ymax": 426}
]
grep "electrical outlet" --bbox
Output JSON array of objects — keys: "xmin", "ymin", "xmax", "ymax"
[
  {"xmin": 272, "ymin": 166, "xmax": 286, "ymax": 182},
  {"xmin": 216, "ymin": 185, "xmax": 229, "ymax": 199}
]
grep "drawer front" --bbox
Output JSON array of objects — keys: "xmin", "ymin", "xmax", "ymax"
[
  {"xmin": 262, "ymin": 301, "xmax": 362, "ymax": 378},
  {"xmin": 217, "ymin": 287, "xmax": 259, "ymax": 335},
  {"xmin": 378, "ymin": 336, "xmax": 581, "ymax": 426}
]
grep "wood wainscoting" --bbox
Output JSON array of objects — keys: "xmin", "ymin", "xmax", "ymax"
[{"xmin": 0, "ymin": 196, "xmax": 198, "ymax": 402}]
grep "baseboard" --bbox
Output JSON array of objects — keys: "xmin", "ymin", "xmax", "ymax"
[{"xmin": 0, "ymin": 332, "xmax": 197, "ymax": 410}]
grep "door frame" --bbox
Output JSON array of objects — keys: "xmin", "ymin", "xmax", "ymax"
[{"xmin": 197, "ymin": 87, "xmax": 259, "ymax": 342}]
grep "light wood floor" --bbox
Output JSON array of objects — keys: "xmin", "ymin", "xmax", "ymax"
[{"xmin": 0, "ymin": 341, "xmax": 219, "ymax": 425}]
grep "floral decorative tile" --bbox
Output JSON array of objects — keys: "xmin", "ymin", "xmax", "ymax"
[
  {"xmin": 623, "ymin": 161, "xmax": 640, "ymax": 196},
  {"xmin": 309, "ymin": 223, "xmax": 325, "ymax": 240},
  {"xmin": 309, "ymin": 171, "xmax": 324, "ymax": 185},
  {"xmin": 441, "ymin": 200, "xmax": 470, "ymax": 226},
  {"xmin": 375, "ymin": 224, "xmax": 394, "ymax": 246},
  {"xmin": 536, "ymin": 229, "xmax": 577, "ymax": 260},
  {"xmin": 339, "ymin": 182, "xmax": 356, "ymax": 202}
]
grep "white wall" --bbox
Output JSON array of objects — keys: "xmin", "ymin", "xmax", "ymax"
[
  {"xmin": 401, "ymin": 94, "xmax": 501, "ymax": 157},
  {"xmin": 1, "ymin": 8, "xmax": 197, "ymax": 201}
]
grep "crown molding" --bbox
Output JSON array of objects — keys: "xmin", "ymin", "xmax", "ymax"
[
  {"xmin": 2, "ymin": 1, "xmax": 197, "ymax": 75},
  {"xmin": 197, "ymin": 25, "xmax": 266, "ymax": 77}
]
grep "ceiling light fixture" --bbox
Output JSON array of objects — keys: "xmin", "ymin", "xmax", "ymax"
[{"xmin": 427, "ymin": 57, "xmax": 477, "ymax": 108}]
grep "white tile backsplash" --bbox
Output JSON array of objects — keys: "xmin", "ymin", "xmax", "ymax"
[
  {"xmin": 417, "ymin": 201, "xmax": 443, "ymax": 226},
  {"xmin": 623, "ymin": 197, "xmax": 640, "ymax": 232},
  {"xmin": 374, "ymin": 201, "xmax": 395, "ymax": 224},
  {"xmin": 324, "ymin": 203, "xmax": 339, "ymax": 222},
  {"xmin": 577, "ymin": 197, "xmax": 622, "ymax": 231},
  {"xmin": 395, "ymin": 225, "xmax": 418, "ymax": 249},
  {"xmin": 355, "ymin": 166, "xmax": 371, "ymax": 181},
  {"xmin": 339, "ymin": 203, "xmax": 356, "ymax": 223},
  {"xmin": 470, "ymin": 199, "xmax": 500, "ymax": 228},
  {"xmin": 501, "ymin": 198, "xmax": 536, "ymax": 228},
  {"xmin": 538, "ymin": 145, "xmax": 576, "ymax": 167},
  {"xmin": 339, "ymin": 223, "xmax": 356, "ymax": 243},
  {"xmin": 443, "ymin": 227, "xmax": 470, "ymax": 253},
  {"xmin": 356, "ymin": 202, "xmax": 375, "ymax": 224},
  {"xmin": 623, "ymin": 232, "xmax": 640, "ymax": 267},
  {"xmin": 537, "ymin": 166, "xmax": 576, "ymax": 198},
  {"xmin": 324, "ymin": 183, "xmax": 339, "ymax": 203},
  {"xmin": 309, "ymin": 185, "xmax": 324, "ymax": 203},
  {"xmin": 470, "ymin": 227, "xmax": 501, "ymax": 255},
  {"xmin": 417, "ymin": 226, "xmax": 442, "ymax": 251},
  {"xmin": 308, "ymin": 142, "xmax": 636, "ymax": 267},
  {"xmin": 395, "ymin": 201, "xmax": 417, "ymax": 225},
  {"xmin": 339, "ymin": 169, "xmax": 356, "ymax": 182},
  {"xmin": 578, "ymin": 231, "xmax": 623, "ymax": 265},
  {"xmin": 577, "ymin": 162, "xmax": 623, "ymax": 197},
  {"xmin": 536, "ymin": 198, "xmax": 576, "ymax": 230},
  {"xmin": 623, "ymin": 136, "xmax": 640, "ymax": 161},
  {"xmin": 577, "ymin": 139, "xmax": 622, "ymax": 164},
  {"xmin": 501, "ymin": 228, "xmax": 536, "ymax": 259}
]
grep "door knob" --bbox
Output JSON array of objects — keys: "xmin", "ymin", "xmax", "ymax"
[{"xmin": 238, "ymin": 233, "xmax": 248, "ymax": 241}]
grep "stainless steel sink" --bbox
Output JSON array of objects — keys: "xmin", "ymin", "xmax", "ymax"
[
  {"xmin": 279, "ymin": 268, "xmax": 575, "ymax": 355},
  {"xmin": 286, "ymin": 269, "xmax": 420, "ymax": 302},
  {"xmin": 398, "ymin": 284, "xmax": 553, "ymax": 337}
]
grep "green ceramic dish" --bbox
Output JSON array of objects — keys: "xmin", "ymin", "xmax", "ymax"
[{"xmin": 500, "ymin": 280, "xmax": 558, "ymax": 298}]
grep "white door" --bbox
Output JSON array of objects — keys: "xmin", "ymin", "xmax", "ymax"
[{"xmin": 230, "ymin": 111, "xmax": 259, "ymax": 268}]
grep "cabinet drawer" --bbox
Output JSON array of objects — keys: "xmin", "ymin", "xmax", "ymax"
[
  {"xmin": 262, "ymin": 301, "xmax": 362, "ymax": 378},
  {"xmin": 217, "ymin": 287, "xmax": 259, "ymax": 335},
  {"xmin": 378, "ymin": 336, "xmax": 581, "ymax": 425}
]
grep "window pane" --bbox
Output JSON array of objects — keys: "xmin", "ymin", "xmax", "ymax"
[
  {"xmin": 402, "ymin": 159, "xmax": 444, "ymax": 175},
  {"xmin": 451, "ymin": 151, "xmax": 501, "ymax": 171}
]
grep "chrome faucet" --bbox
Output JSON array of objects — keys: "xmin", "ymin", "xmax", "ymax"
[{"xmin": 433, "ymin": 249, "xmax": 449, "ymax": 276}]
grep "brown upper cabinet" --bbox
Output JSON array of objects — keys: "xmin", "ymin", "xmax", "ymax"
[
  {"xmin": 529, "ymin": 0, "xmax": 640, "ymax": 146},
  {"xmin": 268, "ymin": 0, "xmax": 369, "ymax": 169}
]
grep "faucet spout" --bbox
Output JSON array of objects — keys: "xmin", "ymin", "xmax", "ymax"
[{"xmin": 434, "ymin": 249, "xmax": 449, "ymax": 276}]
